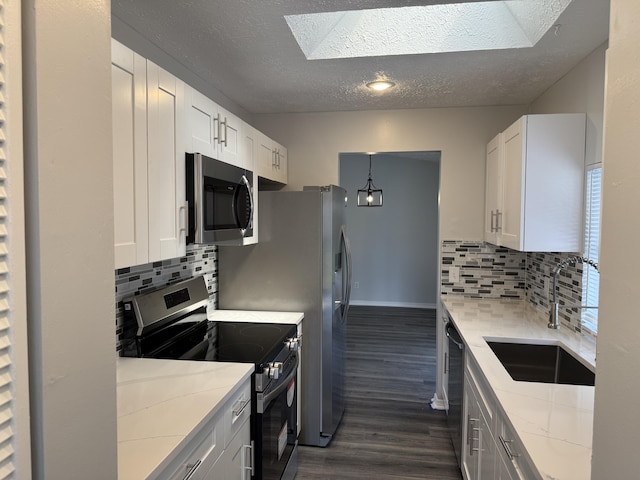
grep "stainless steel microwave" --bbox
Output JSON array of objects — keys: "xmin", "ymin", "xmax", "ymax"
[{"xmin": 186, "ymin": 152, "xmax": 254, "ymax": 244}]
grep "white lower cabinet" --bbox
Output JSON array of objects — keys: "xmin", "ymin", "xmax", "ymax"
[
  {"xmin": 159, "ymin": 378, "xmax": 252, "ymax": 480},
  {"xmin": 462, "ymin": 355, "xmax": 537, "ymax": 480},
  {"xmin": 462, "ymin": 359, "xmax": 496, "ymax": 480},
  {"xmin": 216, "ymin": 417, "xmax": 251, "ymax": 479}
]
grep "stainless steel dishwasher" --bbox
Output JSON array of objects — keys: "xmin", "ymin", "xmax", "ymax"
[{"xmin": 446, "ymin": 320, "xmax": 465, "ymax": 468}]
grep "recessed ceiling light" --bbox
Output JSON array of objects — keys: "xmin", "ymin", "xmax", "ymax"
[{"xmin": 367, "ymin": 80, "xmax": 395, "ymax": 91}]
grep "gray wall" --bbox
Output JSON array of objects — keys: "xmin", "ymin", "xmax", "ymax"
[
  {"xmin": 340, "ymin": 152, "xmax": 440, "ymax": 308},
  {"xmin": 253, "ymin": 106, "xmax": 527, "ymax": 241}
]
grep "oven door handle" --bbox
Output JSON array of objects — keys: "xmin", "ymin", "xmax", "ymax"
[{"xmin": 261, "ymin": 353, "xmax": 299, "ymax": 407}]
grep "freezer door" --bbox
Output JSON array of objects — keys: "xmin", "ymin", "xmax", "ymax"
[{"xmin": 321, "ymin": 186, "xmax": 352, "ymax": 437}]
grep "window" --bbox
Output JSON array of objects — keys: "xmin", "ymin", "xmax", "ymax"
[{"xmin": 582, "ymin": 165, "xmax": 602, "ymax": 334}]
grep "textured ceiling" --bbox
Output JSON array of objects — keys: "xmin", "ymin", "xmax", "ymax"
[{"xmin": 111, "ymin": 0, "xmax": 609, "ymax": 115}]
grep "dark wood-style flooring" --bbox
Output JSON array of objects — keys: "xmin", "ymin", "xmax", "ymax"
[{"xmin": 296, "ymin": 306, "xmax": 463, "ymax": 479}]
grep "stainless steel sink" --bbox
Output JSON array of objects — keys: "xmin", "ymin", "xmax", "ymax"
[{"xmin": 486, "ymin": 341, "xmax": 595, "ymax": 386}]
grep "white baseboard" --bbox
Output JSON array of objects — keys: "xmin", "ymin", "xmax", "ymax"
[{"xmin": 349, "ymin": 300, "xmax": 437, "ymax": 309}]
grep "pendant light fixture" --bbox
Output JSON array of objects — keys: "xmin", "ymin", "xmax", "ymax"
[{"xmin": 357, "ymin": 154, "xmax": 383, "ymax": 207}]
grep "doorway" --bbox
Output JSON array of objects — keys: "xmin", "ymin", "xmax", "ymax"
[{"xmin": 339, "ymin": 151, "xmax": 441, "ymax": 308}]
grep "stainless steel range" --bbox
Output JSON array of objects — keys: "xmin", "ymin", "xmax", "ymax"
[{"xmin": 120, "ymin": 276, "xmax": 300, "ymax": 480}]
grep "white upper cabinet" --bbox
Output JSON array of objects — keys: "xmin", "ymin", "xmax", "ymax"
[
  {"xmin": 485, "ymin": 114, "xmax": 586, "ymax": 252},
  {"xmin": 217, "ymin": 105, "xmax": 243, "ymax": 168},
  {"xmin": 112, "ymin": 39, "xmax": 148, "ymax": 269},
  {"xmin": 185, "ymin": 85, "xmax": 245, "ymax": 169},
  {"xmin": 186, "ymin": 86, "xmax": 217, "ymax": 158},
  {"xmin": 484, "ymin": 133, "xmax": 503, "ymax": 246},
  {"xmin": 147, "ymin": 60, "xmax": 187, "ymax": 263},
  {"xmin": 257, "ymin": 131, "xmax": 287, "ymax": 184},
  {"xmin": 112, "ymin": 40, "xmax": 187, "ymax": 268}
]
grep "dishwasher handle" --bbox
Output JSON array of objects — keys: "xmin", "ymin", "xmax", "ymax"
[{"xmin": 445, "ymin": 322, "xmax": 464, "ymax": 350}]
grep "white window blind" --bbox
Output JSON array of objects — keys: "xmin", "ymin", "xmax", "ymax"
[
  {"xmin": 0, "ymin": 0, "xmax": 31, "ymax": 476},
  {"xmin": 582, "ymin": 165, "xmax": 602, "ymax": 334}
]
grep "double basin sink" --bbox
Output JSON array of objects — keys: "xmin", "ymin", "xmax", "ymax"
[{"xmin": 486, "ymin": 340, "xmax": 595, "ymax": 387}]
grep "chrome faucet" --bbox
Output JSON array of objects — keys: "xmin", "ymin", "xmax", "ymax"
[{"xmin": 548, "ymin": 255, "xmax": 599, "ymax": 329}]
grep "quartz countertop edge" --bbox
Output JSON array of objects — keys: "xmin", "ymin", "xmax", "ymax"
[
  {"xmin": 117, "ymin": 357, "xmax": 254, "ymax": 480},
  {"xmin": 207, "ymin": 308, "xmax": 304, "ymax": 325},
  {"xmin": 442, "ymin": 297, "xmax": 596, "ymax": 480}
]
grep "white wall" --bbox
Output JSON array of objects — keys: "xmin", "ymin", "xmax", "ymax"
[
  {"xmin": 253, "ymin": 106, "xmax": 526, "ymax": 241},
  {"xmin": 592, "ymin": 1, "xmax": 640, "ymax": 477},
  {"xmin": 22, "ymin": 1, "xmax": 117, "ymax": 478},
  {"xmin": 529, "ymin": 43, "xmax": 607, "ymax": 167},
  {"xmin": 340, "ymin": 152, "xmax": 440, "ymax": 308}
]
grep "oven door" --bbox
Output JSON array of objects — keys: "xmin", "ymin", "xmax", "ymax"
[{"xmin": 255, "ymin": 355, "xmax": 298, "ymax": 480}]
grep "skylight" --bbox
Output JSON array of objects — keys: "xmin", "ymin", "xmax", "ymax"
[{"xmin": 285, "ymin": 0, "xmax": 572, "ymax": 60}]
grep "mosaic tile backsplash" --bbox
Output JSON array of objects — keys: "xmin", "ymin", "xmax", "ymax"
[
  {"xmin": 526, "ymin": 251, "xmax": 590, "ymax": 334},
  {"xmin": 441, "ymin": 240, "xmax": 592, "ymax": 335},
  {"xmin": 441, "ymin": 241, "xmax": 526, "ymax": 299},
  {"xmin": 114, "ymin": 244, "xmax": 218, "ymax": 352}
]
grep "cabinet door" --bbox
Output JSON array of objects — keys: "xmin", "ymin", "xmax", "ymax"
[
  {"xmin": 273, "ymin": 142, "xmax": 288, "ymax": 184},
  {"xmin": 217, "ymin": 106, "xmax": 242, "ymax": 167},
  {"xmin": 146, "ymin": 61, "xmax": 187, "ymax": 263},
  {"xmin": 111, "ymin": 39, "xmax": 148, "ymax": 269},
  {"xmin": 256, "ymin": 131, "xmax": 275, "ymax": 180},
  {"xmin": 501, "ymin": 118, "xmax": 525, "ymax": 251},
  {"xmin": 479, "ymin": 417, "xmax": 496, "ymax": 480},
  {"xmin": 242, "ymin": 124, "xmax": 257, "ymax": 173},
  {"xmin": 186, "ymin": 85, "xmax": 217, "ymax": 157},
  {"xmin": 462, "ymin": 378, "xmax": 480, "ymax": 480},
  {"xmin": 484, "ymin": 133, "xmax": 503, "ymax": 246},
  {"xmin": 217, "ymin": 418, "xmax": 251, "ymax": 480}
]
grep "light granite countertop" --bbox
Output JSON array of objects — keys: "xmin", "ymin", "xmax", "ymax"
[
  {"xmin": 442, "ymin": 297, "xmax": 596, "ymax": 480},
  {"xmin": 117, "ymin": 358, "xmax": 253, "ymax": 480},
  {"xmin": 207, "ymin": 307, "xmax": 304, "ymax": 325}
]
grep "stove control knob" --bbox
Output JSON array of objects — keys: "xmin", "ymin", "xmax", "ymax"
[
  {"xmin": 286, "ymin": 337, "xmax": 301, "ymax": 352},
  {"xmin": 267, "ymin": 362, "xmax": 283, "ymax": 380}
]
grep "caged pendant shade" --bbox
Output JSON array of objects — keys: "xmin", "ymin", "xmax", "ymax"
[{"xmin": 357, "ymin": 154, "xmax": 383, "ymax": 207}]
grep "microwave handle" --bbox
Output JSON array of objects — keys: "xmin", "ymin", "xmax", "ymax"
[{"xmin": 239, "ymin": 175, "xmax": 254, "ymax": 234}]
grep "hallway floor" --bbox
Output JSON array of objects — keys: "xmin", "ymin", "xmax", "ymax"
[{"xmin": 295, "ymin": 306, "xmax": 462, "ymax": 479}]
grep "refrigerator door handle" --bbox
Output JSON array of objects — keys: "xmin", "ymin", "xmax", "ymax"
[{"xmin": 341, "ymin": 226, "xmax": 353, "ymax": 320}]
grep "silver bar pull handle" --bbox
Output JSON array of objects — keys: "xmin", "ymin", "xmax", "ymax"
[
  {"xmin": 222, "ymin": 116, "xmax": 228, "ymax": 147},
  {"xmin": 233, "ymin": 397, "xmax": 250, "ymax": 418},
  {"xmin": 444, "ymin": 351, "xmax": 448, "ymax": 374},
  {"xmin": 242, "ymin": 441, "xmax": 254, "ymax": 479},
  {"xmin": 183, "ymin": 460, "xmax": 202, "ymax": 480},
  {"xmin": 467, "ymin": 416, "xmax": 480, "ymax": 456},
  {"xmin": 499, "ymin": 435, "xmax": 520, "ymax": 460},
  {"xmin": 214, "ymin": 113, "xmax": 222, "ymax": 144},
  {"xmin": 497, "ymin": 210, "xmax": 503, "ymax": 232}
]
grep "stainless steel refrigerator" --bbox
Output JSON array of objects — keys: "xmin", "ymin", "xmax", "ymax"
[{"xmin": 218, "ymin": 185, "xmax": 352, "ymax": 447}]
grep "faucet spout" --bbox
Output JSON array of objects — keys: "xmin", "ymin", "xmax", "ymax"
[{"xmin": 548, "ymin": 256, "xmax": 599, "ymax": 329}]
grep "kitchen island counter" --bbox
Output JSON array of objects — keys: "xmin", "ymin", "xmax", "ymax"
[
  {"xmin": 443, "ymin": 297, "xmax": 596, "ymax": 480},
  {"xmin": 117, "ymin": 357, "xmax": 253, "ymax": 480}
]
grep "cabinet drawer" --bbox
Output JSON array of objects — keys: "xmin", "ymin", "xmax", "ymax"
[
  {"xmin": 225, "ymin": 379, "xmax": 252, "ymax": 448},
  {"xmin": 162, "ymin": 411, "xmax": 225, "ymax": 480}
]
